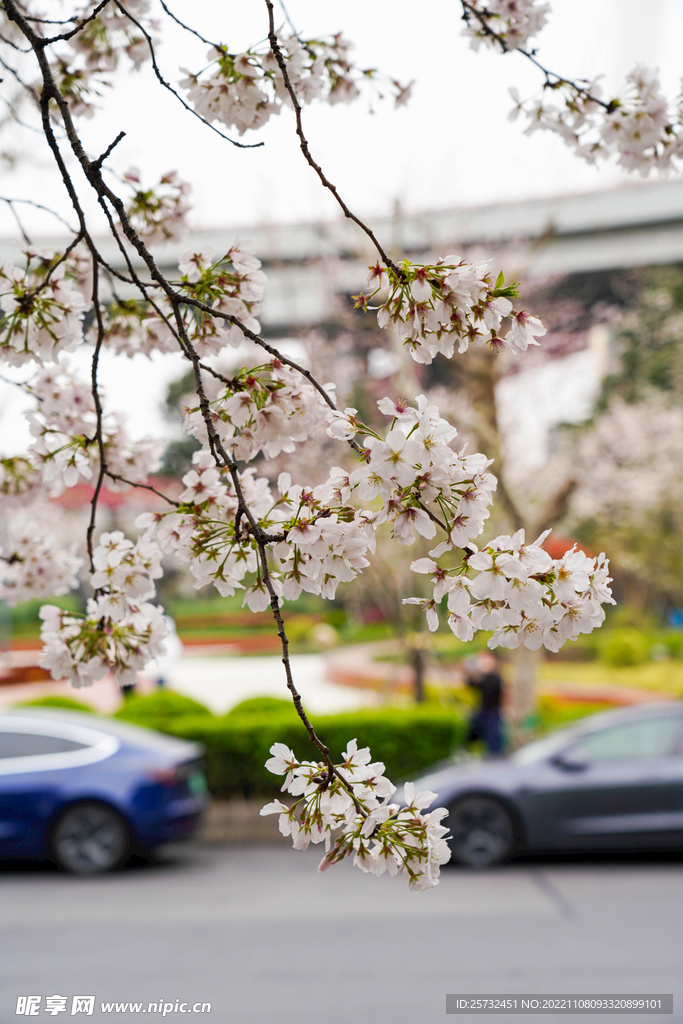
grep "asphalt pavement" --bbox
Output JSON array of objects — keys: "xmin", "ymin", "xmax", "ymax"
[{"xmin": 1, "ymin": 842, "xmax": 682, "ymax": 1024}]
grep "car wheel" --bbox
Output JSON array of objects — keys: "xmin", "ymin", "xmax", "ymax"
[
  {"xmin": 447, "ymin": 795, "xmax": 516, "ymax": 868},
  {"xmin": 51, "ymin": 802, "xmax": 130, "ymax": 876}
]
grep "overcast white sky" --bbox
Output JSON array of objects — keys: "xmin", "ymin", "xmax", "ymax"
[{"xmin": 1, "ymin": 0, "xmax": 682, "ymax": 452}]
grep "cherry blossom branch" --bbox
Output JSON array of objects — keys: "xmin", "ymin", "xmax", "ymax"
[
  {"xmin": 0, "ymin": 196, "xmax": 78, "ymax": 234},
  {"xmin": 253, "ymin": 535, "xmax": 362, "ymax": 803},
  {"xmin": 157, "ymin": 0, "xmax": 219, "ymax": 50},
  {"xmin": 459, "ymin": 0, "xmax": 613, "ymax": 110},
  {"xmin": 29, "ymin": 233, "xmax": 85, "ymax": 296},
  {"xmin": 1, "ymin": 197, "xmax": 31, "ymax": 244},
  {"xmin": 264, "ymin": 0, "xmax": 402, "ymax": 277},
  {"xmin": 415, "ymin": 499, "xmax": 448, "ymax": 534},
  {"xmin": 41, "ymin": 0, "xmax": 113, "ymax": 46},
  {"xmin": 103, "ymin": 472, "xmax": 179, "ymax": 507},
  {"xmin": 86, "ymin": 261, "xmax": 108, "ymax": 572},
  {"xmin": 113, "ymin": 1, "xmax": 263, "ymax": 150}
]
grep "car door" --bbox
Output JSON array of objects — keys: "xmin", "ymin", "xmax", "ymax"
[
  {"xmin": 518, "ymin": 713, "xmax": 683, "ymax": 849},
  {"xmin": 0, "ymin": 721, "xmax": 117, "ymax": 858}
]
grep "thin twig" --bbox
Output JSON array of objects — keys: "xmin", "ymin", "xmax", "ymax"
[
  {"xmin": 104, "ymin": 472, "xmax": 179, "ymax": 506},
  {"xmin": 1, "ymin": 198, "xmax": 30, "ymax": 244},
  {"xmin": 41, "ymin": 0, "xmax": 112, "ymax": 45},
  {"xmin": 459, "ymin": 0, "xmax": 613, "ymax": 111},
  {"xmin": 416, "ymin": 498, "xmax": 448, "ymax": 534},
  {"xmin": 86, "ymin": 261, "xmax": 108, "ymax": 572},
  {"xmin": 264, "ymin": 0, "xmax": 402, "ymax": 276},
  {"xmin": 28, "ymin": 232, "xmax": 85, "ymax": 296},
  {"xmin": 0, "ymin": 196, "xmax": 78, "ymax": 234},
  {"xmin": 0, "ymin": 95, "xmax": 44, "ymax": 133},
  {"xmin": 158, "ymin": 0, "xmax": 219, "ymax": 49}
]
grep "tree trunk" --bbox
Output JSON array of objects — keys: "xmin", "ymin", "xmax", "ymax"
[
  {"xmin": 411, "ymin": 646, "xmax": 426, "ymax": 704},
  {"xmin": 507, "ymin": 646, "xmax": 542, "ymax": 746}
]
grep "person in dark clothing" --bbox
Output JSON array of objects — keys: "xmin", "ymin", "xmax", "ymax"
[{"xmin": 464, "ymin": 650, "xmax": 505, "ymax": 755}]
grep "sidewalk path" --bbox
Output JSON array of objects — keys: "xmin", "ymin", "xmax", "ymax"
[{"xmin": 166, "ymin": 653, "xmax": 378, "ymax": 715}]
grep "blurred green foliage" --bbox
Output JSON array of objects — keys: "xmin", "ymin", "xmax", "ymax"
[
  {"xmin": 114, "ymin": 690, "xmax": 211, "ymax": 728},
  {"xmin": 598, "ymin": 628, "xmax": 651, "ymax": 667},
  {"xmin": 13, "ymin": 695, "xmax": 93, "ymax": 712}
]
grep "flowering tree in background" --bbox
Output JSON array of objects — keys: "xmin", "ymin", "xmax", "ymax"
[{"xmin": 4, "ymin": 0, "xmax": 669, "ymax": 889}]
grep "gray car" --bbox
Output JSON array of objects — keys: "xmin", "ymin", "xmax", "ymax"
[{"xmin": 405, "ymin": 701, "xmax": 683, "ymax": 868}]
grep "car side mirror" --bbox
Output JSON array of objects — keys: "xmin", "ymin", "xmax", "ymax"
[{"xmin": 550, "ymin": 753, "xmax": 589, "ymax": 773}]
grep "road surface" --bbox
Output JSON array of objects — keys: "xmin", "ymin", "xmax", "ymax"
[{"xmin": 1, "ymin": 843, "xmax": 682, "ymax": 1023}]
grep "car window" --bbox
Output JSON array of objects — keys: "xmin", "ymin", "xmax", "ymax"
[
  {"xmin": 0, "ymin": 732, "xmax": 89, "ymax": 759},
  {"xmin": 568, "ymin": 718, "xmax": 682, "ymax": 763}
]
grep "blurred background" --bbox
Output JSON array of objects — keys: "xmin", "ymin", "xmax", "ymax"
[{"xmin": 1, "ymin": 1, "xmax": 683, "ymax": 1021}]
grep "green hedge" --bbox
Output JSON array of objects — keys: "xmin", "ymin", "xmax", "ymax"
[
  {"xmin": 598, "ymin": 628, "xmax": 651, "ymax": 666},
  {"xmin": 164, "ymin": 706, "xmax": 466, "ymax": 798},
  {"xmin": 113, "ymin": 690, "xmax": 212, "ymax": 729},
  {"xmin": 14, "ymin": 695, "xmax": 94, "ymax": 713}
]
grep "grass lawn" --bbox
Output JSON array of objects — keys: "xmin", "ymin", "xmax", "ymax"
[{"xmin": 539, "ymin": 659, "xmax": 683, "ymax": 696}]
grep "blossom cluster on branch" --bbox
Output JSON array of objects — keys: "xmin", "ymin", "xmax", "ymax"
[
  {"xmin": 511, "ymin": 66, "xmax": 683, "ymax": 176},
  {"xmin": 0, "ymin": 518, "xmax": 81, "ymax": 607},
  {"xmin": 261, "ymin": 739, "xmax": 451, "ymax": 891},
  {"xmin": 181, "ymin": 31, "xmax": 411, "ymax": 137},
  {"xmin": 406, "ymin": 528, "xmax": 615, "ymax": 648},
  {"xmin": 0, "ymin": 248, "xmax": 89, "ymax": 366},
  {"xmin": 461, "ymin": 0, "xmax": 550, "ymax": 53},
  {"xmin": 461, "ymin": 1, "xmax": 683, "ymax": 177},
  {"xmin": 355, "ymin": 259, "xmax": 546, "ymax": 364},
  {"xmin": 26, "ymin": 364, "xmax": 162, "ymax": 495},
  {"xmin": 39, "ymin": 530, "xmax": 168, "ymax": 687}
]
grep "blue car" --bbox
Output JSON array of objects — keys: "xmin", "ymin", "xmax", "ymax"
[{"xmin": 0, "ymin": 708, "xmax": 207, "ymax": 875}]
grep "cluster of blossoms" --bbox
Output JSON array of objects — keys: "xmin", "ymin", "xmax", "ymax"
[
  {"xmin": 181, "ymin": 32, "xmax": 411, "ymax": 136},
  {"xmin": 0, "ymin": 519, "xmax": 81, "ymax": 606},
  {"xmin": 261, "ymin": 739, "xmax": 451, "ymax": 890},
  {"xmin": 143, "ymin": 389, "xmax": 504, "ymax": 608},
  {"xmin": 461, "ymin": 0, "xmax": 550, "ymax": 53},
  {"xmin": 26, "ymin": 364, "xmax": 162, "ymax": 496},
  {"xmin": 122, "ymin": 168, "xmax": 191, "ymax": 245},
  {"xmin": 34, "ymin": 0, "xmax": 155, "ymax": 120},
  {"xmin": 328, "ymin": 394, "xmax": 498, "ymax": 549},
  {"xmin": 0, "ymin": 456, "xmax": 38, "ymax": 498},
  {"xmin": 0, "ymin": 249, "xmax": 89, "ymax": 366},
  {"xmin": 183, "ymin": 359, "xmax": 332, "ymax": 459},
  {"xmin": 354, "ymin": 259, "xmax": 546, "ymax": 364},
  {"xmin": 88, "ymin": 242, "xmax": 264, "ymax": 358},
  {"xmin": 70, "ymin": 0, "xmax": 153, "ymax": 73},
  {"xmin": 174, "ymin": 243, "xmax": 265, "ymax": 350},
  {"xmin": 461, "ymin": 0, "xmax": 683, "ymax": 178},
  {"xmin": 406, "ymin": 528, "xmax": 615, "ymax": 651},
  {"xmin": 137, "ymin": 450, "xmax": 376, "ymax": 606},
  {"xmin": 87, "ymin": 298, "xmax": 176, "ymax": 359},
  {"xmin": 39, "ymin": 531, "xmax": 168, "ymax": 688},
  {"xmin": 511, "ymin": 66, "xmax": 683, "ymax": 177}
]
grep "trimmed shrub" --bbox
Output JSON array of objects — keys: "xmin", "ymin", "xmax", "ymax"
[
  {"xmin": 14, "ymin": 695, "xmax": 93, "ymax": 712},
  {"xmin": 114, "ymin": 690, "xmax": 212, "ymax": 728},
  {"xmin": 165, "ymin": 706, "xmax": 466, "ymax": 798},
  {"xmin": 598, "ymin": 628, "xmax": 650, "ymax": 666},
  {"xmin": 226, "ymin": 697, "xmax": 295, "ymax": 719}
]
